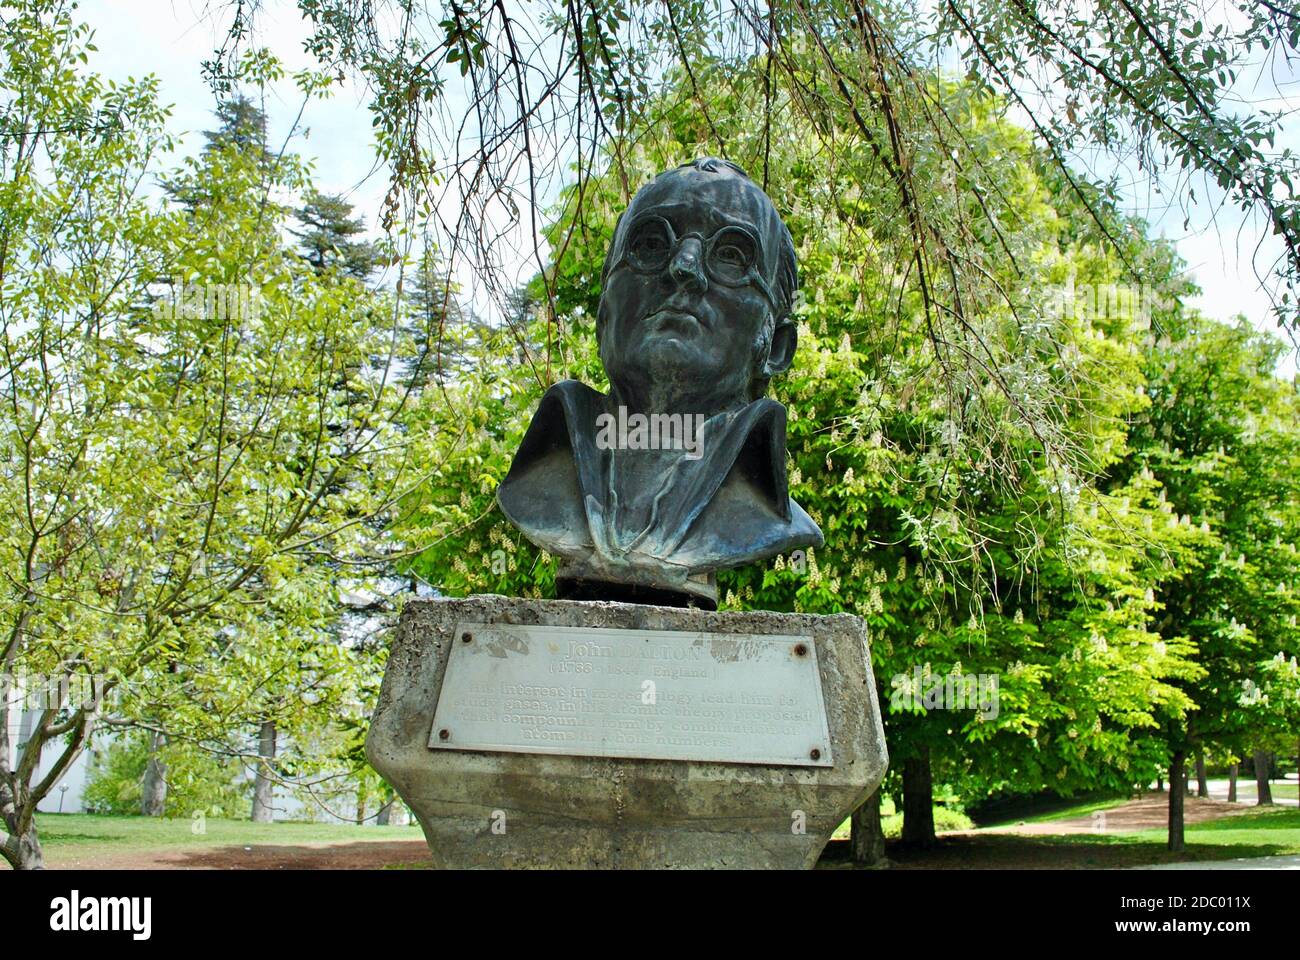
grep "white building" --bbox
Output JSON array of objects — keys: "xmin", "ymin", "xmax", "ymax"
[{"xmin": 4, "ymin": 707, "xmax": 93, "ymax": 813}]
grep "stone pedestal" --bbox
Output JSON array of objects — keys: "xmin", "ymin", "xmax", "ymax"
[{"xmin": 366, "ymin": 595, "xmax": 887, "ymax": 869}]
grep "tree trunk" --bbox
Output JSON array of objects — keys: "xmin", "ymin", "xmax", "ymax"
[
  {"xmin": 2, "ymin": 695, "xmax": 100, "ymax": 870},
  {"xmin": 1156, "ymin": 775, "xmax": 1163, "ymax": 792},
  {"xmin": 850, "ymin": 789, "xmax": 888, "ymax": 866},
  {"xmin": 1, "ymin": 826, "xmax": 45, "ymax": 870},
  {"xmin": 250, "ymin": 721, "xmax": 277, "ymax": 822},
  {"xmin": 1195, "ymin": 752, "xmax": 1208, "ymax": 798},
  {"xmin": 1167, "ymin": 749, "xmax": 1186, "ymax": 852},
  {"xmin": 1228, "ymin": 763, "xmax": 1238, "ymax": 803},
  {"xmin": 1254, "ymin": 749, "xmax": 1273, "ymax": 805},
  {"xmin": 377, "ymin": 799, "xmax": 393, "ymax": 826},
  {"xmin": 140, "ymin": 730, "xmax": 168, "ymax": 817},
  {"xmin": 3, "ymin": 708, "xmax": 49, "ymax": 870},
  {"xmin": 901, "ymin": 746, "xmax": 935, "ymax": 846}
]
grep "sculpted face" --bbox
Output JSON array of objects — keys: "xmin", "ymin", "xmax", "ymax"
[{"xmin": 597, "ymin": 162, "xmax": 795, "ymax": 414}]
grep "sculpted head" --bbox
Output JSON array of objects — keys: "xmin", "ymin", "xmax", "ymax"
[{"xmin": 597, "ymin": 158, "xmax": 799, "ymax": 415}]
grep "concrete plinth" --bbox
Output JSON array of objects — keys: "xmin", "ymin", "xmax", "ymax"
[{"xmin": 366, "ymin": 595, "xmax": 887, "ymax": 869}]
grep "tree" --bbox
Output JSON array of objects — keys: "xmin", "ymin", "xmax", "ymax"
[
  {"xmin": 292, "ymin": 189, "xmax": 382, "ymax": 279},
  {"xmin": 82, "ymin": 732, "xmax": 245, "ymax": 818},
  {"xmin": 142, "ymin": 94, "xmax": 278, "ymax": 819},
  {"xmin": 202, "ymin": 93, "xmax": 271, "ymax": 160},
  {"xmin": 1, "ymin": 0, "xmax": 175, "ymax": 868},
  {"xmin": 1245, "ymin": 653, "xmax": 1300, "ymax": 805},
  {"xmin": 0, "ymin": 4, "xmax": 429, "ymax": 868},
  {"xmin": 1118, "ymin": 313, "xmax": 1300, "ymax": 848},
  {"xmin": 161, "ymin": 92, "xmax": 273, "ymax": 211},
  {"xmin": 397, "ymin": 236, "xmax": 497, "ymax": 391}
]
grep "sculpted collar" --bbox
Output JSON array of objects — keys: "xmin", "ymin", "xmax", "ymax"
[{"xmin": 497, "ymin": 380, "xmax": 823, "ymax": 604}]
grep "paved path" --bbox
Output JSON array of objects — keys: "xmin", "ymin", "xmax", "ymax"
[
  {"xmin": 1136, "ymin": 854, "xmax": 1300, "ymax": 870},
  {"xmin": 975, "ymin": 792, "xmax": 1258, "ymax": 835},
  {"xmin": 973, "ymin": 781, "xmax": 1299, "ymax": 870},
  {"xmin": 1199, "ymin": 777, "xmax": 1297, "ymax": 807}
]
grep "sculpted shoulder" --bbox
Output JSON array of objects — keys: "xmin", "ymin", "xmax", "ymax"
[{"xmin": 496, "ymin": 380, "xmax": 600, "ymax": 557}]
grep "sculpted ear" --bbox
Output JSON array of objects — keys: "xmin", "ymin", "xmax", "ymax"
[{"xmin": 762, "ymin": 317, "xmax": 797, "ymax": 378}]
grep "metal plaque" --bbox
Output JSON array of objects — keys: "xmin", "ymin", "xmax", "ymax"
[{"xmin": 428, "ymin": 622, "xmax": 833, "ymax": 767}]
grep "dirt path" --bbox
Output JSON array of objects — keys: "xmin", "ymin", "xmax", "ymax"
[
  {"xmin": 47, "ymin": 840, "xmax": 433, "ymax": 870},
  {"xmin": 971, "ymin": 791, "xmax": 1258, "ymax": 835}
]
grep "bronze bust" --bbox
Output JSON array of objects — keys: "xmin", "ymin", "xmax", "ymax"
[{"xmin": 497, "ymin": 158, "xmax": 822, "ymax": 608}]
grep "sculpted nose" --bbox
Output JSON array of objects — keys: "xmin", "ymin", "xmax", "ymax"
[{"xmin": 668, "ymin": 237, "xmax": 707, "ymax": 292}]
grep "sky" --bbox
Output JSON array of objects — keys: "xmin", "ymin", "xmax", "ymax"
[{"xmin": 79, "ymin": 0, "xmax": 1300, "ymax": 377}]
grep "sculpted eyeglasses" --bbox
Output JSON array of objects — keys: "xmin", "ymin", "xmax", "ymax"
[{"xmin": 615, "ymin": 215, "xmax": 780, "ymax": 311}]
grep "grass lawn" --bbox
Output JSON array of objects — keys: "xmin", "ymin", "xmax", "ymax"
[
  {"xmin": 1215, "ymin": 780, "xmax": 1297, "ymax": 799},
  {"xmin": 835, "ymin": 807, "xmax": 1300, "ymax": 870},
  {"xmin": 24, "ymin": 813, "xmax": 423, "ymax": 865},
  {"xmin": 831, "ymin": 792, "xmax": 1128, "ymax": 839},
  {"xmin": 831, "ymin": 799, "xmax": 974, "ymax": 840},
  {"xmin": 980, "ymin": 794, "xmax": 1135, "ymax": 828},
  {"xmin": 1261, "ymin": 782, "xmax": 1297, "ymax": 799},
  {"xmin": 1130, "ymin": 805, "xmax": 1300, "ymax": 851},
  {"xmin": 16, "ymin": 804, "xmax": 1300, "ymax": 870}
]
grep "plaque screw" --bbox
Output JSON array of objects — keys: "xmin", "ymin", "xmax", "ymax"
[
  {"xmin": 809, "ymin": 748, "xmax": 821, "ymax": 761},
  {"xmin": 461, "ymin": 632, "xmax": 472, "ymax": 644},
  {"xmin": 438, "ymin": 728, "xmax": 451, "ymax": 741},
  {"xmin": 794, "ymin": 643, "xmax": 808, "ymax": 657}
]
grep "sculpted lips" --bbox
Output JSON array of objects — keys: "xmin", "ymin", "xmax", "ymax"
[{"xmin": 646, "ymin": 308, "xmax": 704, "ymax": 338}]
